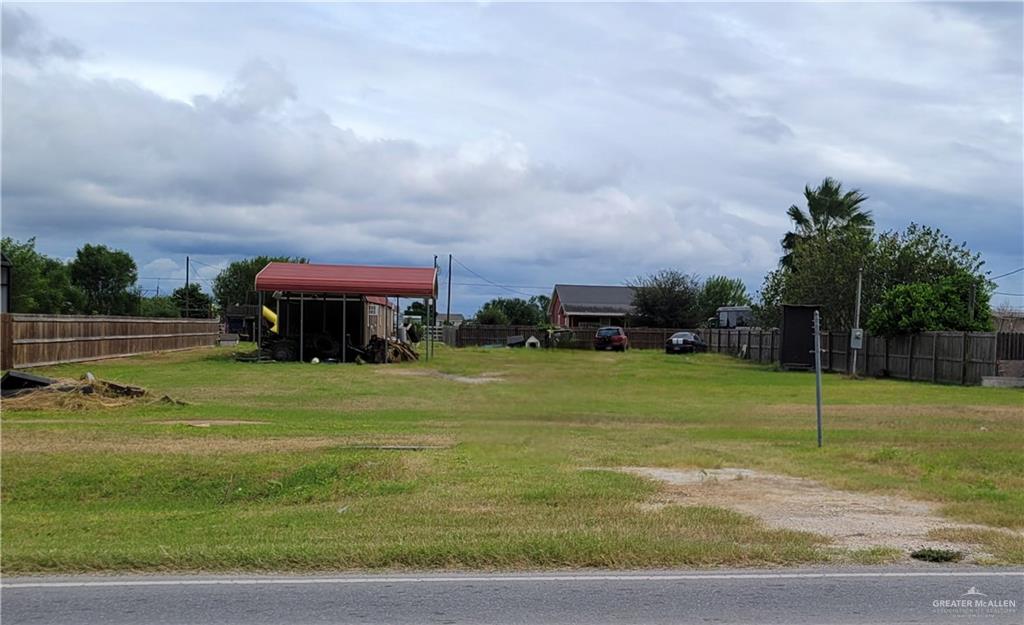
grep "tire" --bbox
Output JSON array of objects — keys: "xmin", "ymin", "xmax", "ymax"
[{"xmin": 271, "ymin": 340, "xmax": 298, "ymax": 362}]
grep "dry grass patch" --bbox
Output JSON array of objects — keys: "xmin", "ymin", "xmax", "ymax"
[
  {"xmin": 755, "ymin": 403, "xmax": 1023, "ymax": 422},
  {"xmin": 3, "ymin": 432, "xmax": 456, "ymax": 455}
]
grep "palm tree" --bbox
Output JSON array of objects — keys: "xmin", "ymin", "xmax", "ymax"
[{"xmin": 781, "ymin": 177, "xmax": 873, "ymax": 269}]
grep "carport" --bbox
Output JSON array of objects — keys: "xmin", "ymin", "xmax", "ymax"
[{"xmin": 254, "ymin": 262, "xmax": 438, "ymax": 362}]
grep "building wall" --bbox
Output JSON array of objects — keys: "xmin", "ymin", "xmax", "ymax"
[
  {"xmin": 550, "ymin": 292, "xmax": 565, "ymax": 326},
  {"xmin": 566, "ymin": 314, "xmax": 626, "ymax": 328},
  {"xmin": 365, "ymin": 299, "xmax": 395, "ymax": 339}
]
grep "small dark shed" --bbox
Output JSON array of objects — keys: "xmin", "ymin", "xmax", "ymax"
[{"xmin": 780, "ymin": 304, "xmax": 820, "ymax": 370}]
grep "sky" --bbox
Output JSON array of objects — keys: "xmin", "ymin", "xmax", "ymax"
[{"xmin": 2, "ymin": 2, "xmax": 1022, "ymax": 314}]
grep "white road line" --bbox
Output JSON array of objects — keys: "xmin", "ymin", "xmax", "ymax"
[{"xmin": 4, "ymin": 571, "xmax": 1022, "ymax": 589}]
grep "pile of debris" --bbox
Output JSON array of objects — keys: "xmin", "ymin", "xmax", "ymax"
[
  {"xmin": 361, "ymin": 336, "xmax": 419, "ymax": 364},
  {"xmin": 1, "ymin": 371, "xmax": 183, "ymax": 410}
]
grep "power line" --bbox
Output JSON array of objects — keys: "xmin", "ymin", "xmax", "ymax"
[
  {"xmin": 451, "ymin": 257, "xmax": 538, "ymax": 298},
  {"xmin": 991, "ymin": 266, "xmax": 1024, "ymax": 278},
  {"xmin": 454, "ymin": 282, "xmax": 549, "ymax": 290},
  {"xmin": 187, "ymin": 258, "xmax": 220, "ymax": 270},
  {"xmin": 995, "ymin": 292, "xmax": 1024, "ymax": 297}
]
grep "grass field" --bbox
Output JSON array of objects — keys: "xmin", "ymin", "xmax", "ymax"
[{"xmin": 2, "ymin": 345, "xmax": 1022, "ymax": 573}]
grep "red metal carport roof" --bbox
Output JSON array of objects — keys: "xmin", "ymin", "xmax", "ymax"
[{"xmin": 255, "ymin": 262, "xmax": 437, "ymax": 298}]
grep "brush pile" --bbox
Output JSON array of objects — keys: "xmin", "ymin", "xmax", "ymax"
[
  {"xmin": 1, "ymin": 372, "xmax": 184, "ymax": 411},
  {"xmin": 363, "ymin": 336, "xmax": 419, "ymax": 364}
]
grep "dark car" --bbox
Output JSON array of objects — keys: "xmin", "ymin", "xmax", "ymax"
[
  {"xmin": 593, "ymin": 326, "xmax": 629, "ymax": 351},
  {"xmin": 665, "ymin": 331, "xmax": 706, "ymax": 354}
]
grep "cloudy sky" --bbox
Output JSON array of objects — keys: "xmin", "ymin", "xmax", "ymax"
[{"xmin": 2, "ymin": 2, "xmax": 1022, "ymax": 313}]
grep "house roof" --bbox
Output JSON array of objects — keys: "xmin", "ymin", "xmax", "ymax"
[
  {"xmin": 553, "ymin": 284, "xmax": 636, "ymax": 316},
  {"xmin": 365, "ymin": 295, "xmax": 397, "ymax": 309},
  {"xmin": 255, "ymin": 262, "xmax": 437, "ymax": 298},
  {"xmin": 436, "ymin": 313, "xmax": 465, "ymax": 323}
]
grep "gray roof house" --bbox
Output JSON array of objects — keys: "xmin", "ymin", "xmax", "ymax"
[
  {"xmin": 549, "ymin": 284, "xmax": 636, "ymax": 327},
  {"xmin": 436, "ymin": 313, "xmax": 466, "ymax": 326}
]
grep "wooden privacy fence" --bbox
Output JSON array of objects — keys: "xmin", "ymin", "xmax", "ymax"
[
  {"xmin": 455, "ymin": 325, "xmax": 703, "ymax": 350},
  {"xmin": 0, "ymin": 313, "xmax": 220, "ymax": 369},
  {"xmin": 706, "ymin": 328, "xmax": 999, "ymax": 385},
  {"xmin": 453, "ymin": 324, "xmax": 1003, "ymax": 385},
  {"xmin": 997, "ymin": 332, "xmax": 1024, "ymax": 360}
]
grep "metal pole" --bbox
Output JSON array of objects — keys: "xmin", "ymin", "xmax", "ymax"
[
  {"xmin": 299, "ymin": 293, "xmax": 305, "ymax": 363},
  {"xmin": 257, "ymin": 291, "xmax": 263, "ymax": 356},
  {"xmin": 423, "ymin": 297, "xmax": 429, "ymax": 361},
  {"xmin": 342, "ymin": 295, "xmax": 347, "ymax": 363},
  {"xmin": 446, "ymin": 254, "xmax": 453, "ymax": 325},
  {"xmin": 813, "ymin": 310, "xmax": 824, "ymax": 448},
  {"xmin": 851, "ymin": 267, "xmax": 863, "ymax": 376},
  {"xmin": 185, "ymin": 255, "xmax": 190, "ymax": 318}
]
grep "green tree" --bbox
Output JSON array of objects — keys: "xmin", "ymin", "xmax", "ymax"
[
  {"xmin": 867, "ymin": 271, "xmax": 993, "ymax": 336},
  {"xmin": 0, "ymin": 237, "xmax": 84, "ymax": 313},
  {"xmin": 172, "ymin": 283, "xmax": 214, "ymax": 318},
  {"xmin": 698, "ymin": 275, "xmax": 751, "ymax": 321},
  {"xmin": 473, "ymin": 306, "xmax": 509, "ymax": 325},
  {"xmin": 781, "ymin": 177, "xmax": 873, "ymax": 270},
  {"xmin": 212, "ymin": 256, "xmax": 307, "ymax": 311},
  {"xmin": 140, "ymin": 295, "xmax": 181, "ymax": 318},
  {"xmin": 404, "ymin": 301, "xmax": 435, "ymax": 324},
  {"xmin": 751, "ymin": 268, "xmax": 786, "ymax": 329},
  {"xmin": 474, "ymin": 298, "xmax": 543, "ymax": 325},
  {"xmin": 775, "ymin": 228, "xmax": 876, "ymax": 330},
  {"xmin": 69, "ymin": 243, "xmax": 138, "ymax": 315},
  {"xmin": 529, "ymin": 294, "xmax": 551, "ymax": 320},
  {"xmin": 627, "ymin": 269, "xmax": 701, "ymax": 328}
]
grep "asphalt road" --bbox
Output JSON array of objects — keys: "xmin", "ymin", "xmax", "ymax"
[{"xmin": 3, "ymin": 568, "xmax": 1022, "ymax": 625}]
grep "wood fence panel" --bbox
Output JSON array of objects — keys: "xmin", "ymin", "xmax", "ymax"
[
  {"xmin": 997, "ymin": 333, "xmax": 1024, "ymax": 360},
  {"xmin": 934, "ymin": 332, "xmax": 965, "ymax": 384},
  {"xmin": 965, "ymin": 333, "xmax": 998, "ymax": 384},
  {"xmin": 4, "ymin": 314, "xmax": 219, "ymax": 368},
  {"xmin": 1, "ymin": 313, "xmax": 12, "ymax": 370}
]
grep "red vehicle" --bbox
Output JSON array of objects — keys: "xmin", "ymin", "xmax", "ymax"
[{"xmin": 593, "ymin": 326, "xmax": 629, "ymax": 351}]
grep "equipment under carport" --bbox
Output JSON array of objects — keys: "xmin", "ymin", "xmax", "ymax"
[{"xmin": 252, "ymin": 262, "xmax": 438, "ymax": 364}]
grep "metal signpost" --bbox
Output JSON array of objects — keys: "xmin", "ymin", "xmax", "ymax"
[{"xmin": 813, "ymin": 310, "xmax": 824, "ymax": 448}]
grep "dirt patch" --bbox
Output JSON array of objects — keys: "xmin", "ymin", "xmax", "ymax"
[
  {"xmin": 148, "ymin": 419, "xmax": 269, "ymax": 427},
  {"xmin": 3, "ymin": 433, "xmax": 455, "ymax": 455},
  {"xmin": 615, "ymin": 466, "xmax": 1020, "ymax": 560},
  {"xmin": 376, "ymin": 369, "xmax": 505, "ymax": 384}
]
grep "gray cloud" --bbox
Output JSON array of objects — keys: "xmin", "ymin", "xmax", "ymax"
[
  {"xmin": 1, "ymin": 3, "xmax": 1021, "ymax": 312},
  {"xmin": 1, "ymin": 6, "xmax": 81, "ymax": 63}
]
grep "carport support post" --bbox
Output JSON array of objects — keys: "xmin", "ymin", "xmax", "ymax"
[
  {"xmin": 342, "ymin": 295, "xmax": 347, "ymax": 363},
  {"xmin": 423, "ymin": 297, "xmax": 429, "ymax": 361},
  {"xmin": 813, "ymin": 310, "xmax": 824, "ymax": 448},
  {"xmin": 299, "ymin": 293, "xmax": 305, "ymax": 363}
]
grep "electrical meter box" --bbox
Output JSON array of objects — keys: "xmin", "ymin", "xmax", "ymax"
[{"xmin": 850, "ymin": 328, "xmax": 864, "ymax": 350}]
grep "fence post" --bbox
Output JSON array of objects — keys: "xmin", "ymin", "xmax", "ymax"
[
  {"xmin": 863, "ymin": 332, "xmax": 870, "ymax": 377},
  {"xmin": 770, "ymin": 329, "xmax": 776, "ymax": 364},
  {"xmin": 908, "ymin": 334, "xmax": 915, "ymax": 381},
  {"xmin": 932, "ymin": 333, "xmax": 939, "ymax": 383},
  {"xmin": 960, "ymin": 333, "xmax": 969, "ymax": 385},
  {"xmin": 827, "ymin": 332, "xmax": 834, "ymax": 371}
]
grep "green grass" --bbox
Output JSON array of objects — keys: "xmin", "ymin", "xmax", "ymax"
[{"xmin": 2, "ymin": 345, "xmax": 1022, "ymax": 573}]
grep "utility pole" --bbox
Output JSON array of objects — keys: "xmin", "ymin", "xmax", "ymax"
[
  {"xmin": 446, "ymin": 253, "xmax": 453, "ymax": 326},
  {"xmin": 851, "ymin": 267, "xmax": 863, "ymax": 377},
  {"xmin": 813, "ymin": 310, "xmax": 824, "ymax": 448},
  {"xmin": 185, "ymin": 256, "xmax": 190, "ymax": 318}
]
